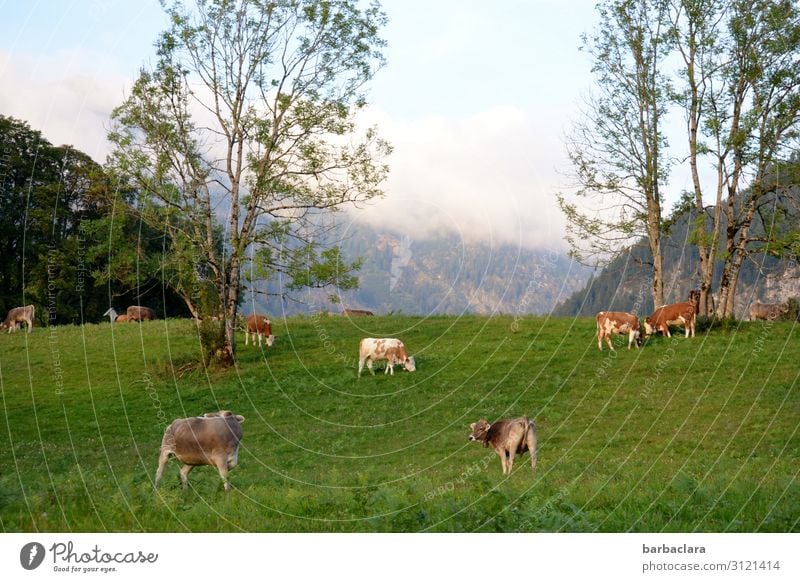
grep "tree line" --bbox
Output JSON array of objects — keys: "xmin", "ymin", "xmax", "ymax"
[{"xmin": 559, "ymin": 0, "xmax": 800, "ymax": 317}]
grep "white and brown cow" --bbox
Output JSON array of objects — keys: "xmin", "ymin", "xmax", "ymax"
[
  {"xmin": 126, "ymin": 305, "xmax": 156, "ymax": 322},
  {"xmin": 595, "ymin": 311, "xmax": 641, "ymax": 350},
  {"xmin": 245, "ymin": 314, "xmax": 275, "ymax": 347},
  {"xmin": 749, "ymin": 301, "xmax": 789, "ymax": 321},
  {"xmin": 1, "ymin": 305, "xmax": 34, "ymax": 333},
  {"xmin": 644, "ymin": 301, "xmax": 696, "ymax": 338},
  {"xmin": 155, "ymin": 410, "xmax": 245, "ymax": 491},
  {"xmin": 469, "ymin": 417, "xmax": 538, "ymax": 475},
  {"xmin": 358, "ymin": 338, "xmax": 416, "ymax": 377}
]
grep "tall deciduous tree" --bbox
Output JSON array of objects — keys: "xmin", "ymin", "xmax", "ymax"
[
  {"xmin": 558, "ymin": 0, "xmax": 672, "ymax": 308},
  {"xmin": 668, "ymin": 0, "xmax": 727, "ymax": 317},
  {"xmin": 714, "ymin": 0, "xmax": 800, "ymax": 317},
  {"xmin": 108, "ymin": 0, "xmax": 390, "ymax": 364}
]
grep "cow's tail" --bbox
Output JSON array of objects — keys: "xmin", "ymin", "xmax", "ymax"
[{"xmin": 526, "ymin": 418, "xmax": 538, "ymax": 471}]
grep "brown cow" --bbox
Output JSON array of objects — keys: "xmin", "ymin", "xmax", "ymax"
[
  {"xmin": 115, "ymin": 315, "xmax": 129, "ymax": 323},
  {"xmin": 644, "ymin": 301, "xmax": 696, "ymax": 338},
  {"xmin": 343, "ymin": 308, "xmax": 374, "ymax": 317},
  {"xmin": 595, "ymin": 311, "xmax": 641, "ymax": 350},
  {"xmin": 155, "ymin": 410, "xmax": 245, "ymax": 491},
  {"xmin": 468, "ymin": 417, "xmax": 537, "ymax": 475},
  {"xmin": 245, "ymin": 314, "xmax": 275, "ymax": 347},
  {"xmin": 749, "ymin": 301, "xmax": 789, "ymax": 321},
  {"xmin": 127, "ymin": 305, "xmax": 156, "ymax": 322},
  {"xmin": 1, "ymin": 305, "xmax": 34, "ymax": 333},
  {"xmin": 358, "ymin": 338, "xmax": 415, "ymax": 376}
]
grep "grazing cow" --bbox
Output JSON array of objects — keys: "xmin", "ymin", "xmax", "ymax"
[
  {"xmin": 644, "ymin": 301, "xmax": 696, "ymax": 338},
  {"xmin": 155, "ymin": 410, "xmax": 245, "ymax": 491},
  {"xmin": 1, "ymin": 305, "xmax": 34, "ymax": 333},
  {"xmin": 595, "ymin": 311, "xmax": 642, "ymax": 350},
  {"xmin": 358, "ymin": 338, "xmax": 416, "ymax": 376},
  {"xmin": 127, "ymin": 305, "xmax": 156, "ymax": 322},
  {"xmin": 343, "ymin": 308, "xmax": 374, "ymax": 317},
  {"xmin": 468, "ymin": 417, "xmax": 537, "ymax": 475},
  {"xmin": 103, "ymin": 307, "xmax": 129, "ymax": 324},
  {"xmin": 749, "ymin": 301, "xmax": 789, "ymax": 321},
  {"xmin": 245, "ymin": 314, "xmax": 274, "ymax": 347}
]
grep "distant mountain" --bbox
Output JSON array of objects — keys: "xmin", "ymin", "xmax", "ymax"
[
  {"xmin": 245, "ymin": 223, "xmax": 591, "ymax": 316},
  {"xmin": 553, "ymin": 189, "xmax": 800, "ymax": 318}
]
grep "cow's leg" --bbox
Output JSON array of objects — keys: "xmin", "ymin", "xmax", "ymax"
[
  {"xmin": 527, "ymin": 424, "xmax": 538, "ymax": 471},
  {"xmin": 358, "ymin": 356, "xmax": 365, "ymax": 377},
  {"xmin": 26, "ymin": 319, "xmax": 32, "ymax": 333},
  {"xmin": 597, "ymin": 329, "xmax": 603, "ymax": 351},
  {"xmin": 367, "ymin": 358, "xmax": 375, "ymax": 376},
  {"xmin": 498, "ymin": 452, "xmax": 507, "ymax": 475},
  {"xmin": 507, "ymin": 448, "xmax": 516, "ymax": 474},
  {"xmin": 213, "ymin": 457, "xmax": 231, "ymax": 491},
  {"xmin": 245, "ymin": 331, "xmax": 250, "ymax": 346},
  {"xmin": 179, "ymin": 464, "xmax": 194, "ymax": 489},
  {"xmin": 154, "ymin": 449, "xmax": 171, "ymax": 489},
  {"xmin": 663, "ymin": 326, "xmax": 671, "ymax": 338},
  {"xmin": 606, "ymin": 334, "xmax": 614, "ymax": 351}
]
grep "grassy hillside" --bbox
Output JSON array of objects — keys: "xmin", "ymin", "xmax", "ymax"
[{"xmin": 0, "ymin": 315, "xmax": 797, "ymax": 532}]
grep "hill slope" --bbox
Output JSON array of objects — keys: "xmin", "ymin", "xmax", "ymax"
[
  {"xmin": 554, "ymin": 193, "xmax": 800, "ymax": 317},
  {"xmin": 0, "ymin": 316, "xmax": 797, "ymax": 532},
  {"xmin": 248, "ymin": 224, "xmax": 591, "ymax": 316}
]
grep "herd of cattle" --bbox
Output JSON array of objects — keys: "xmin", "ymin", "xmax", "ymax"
[{"xmin": 1, "ymin": 295, "xmax": 793, "ymax": 488}]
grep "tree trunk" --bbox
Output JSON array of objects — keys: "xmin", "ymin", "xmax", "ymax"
[{"xmin": 217, "ymin": 263, "xmax": 239, "ymax": 366}]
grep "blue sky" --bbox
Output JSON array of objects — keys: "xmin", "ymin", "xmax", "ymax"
[{"xmin": 0, "ymin": 0, "xmax": 602, "ymax": 249}]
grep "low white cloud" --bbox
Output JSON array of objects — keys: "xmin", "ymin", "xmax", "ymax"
[
  {"xmin": 351, "ymin": 106, "xmax": 569, "ymax": 250},
  {"xmin": 0, "ymin": 49, "xmax": 128, "ymax": 162},
  {"xmin": 0, "ymin": 49, "xmax": 571, "ymax": 252}
]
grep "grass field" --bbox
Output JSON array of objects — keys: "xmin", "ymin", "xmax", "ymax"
[{"xmin": 0, "ymin": 314, "xmax": 797, "ymax": 532}]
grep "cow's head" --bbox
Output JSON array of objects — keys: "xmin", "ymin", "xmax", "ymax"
[
  {"xmin": 643, "ymin": 317, "xmax": 655, "ymax": 337},
  {"xmin": 404, "ymin": 356, "xmax": 416, "ymax": 372},
  {"xmin": 266, "ymin": 335, "xmax": 275, "ymax": 347},
  {"xmin": 469, "ymin": 419, "xmax": 491, "ymax": 443}
]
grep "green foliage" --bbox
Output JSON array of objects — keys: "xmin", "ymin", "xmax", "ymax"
[{"xmin": 0, "ymin": 316, "xmax": 797, "ymax": 532}]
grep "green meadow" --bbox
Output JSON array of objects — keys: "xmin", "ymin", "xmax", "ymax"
[{"xmin": 0, "ymin": 315, "xmax": 797, "ymax": 532}]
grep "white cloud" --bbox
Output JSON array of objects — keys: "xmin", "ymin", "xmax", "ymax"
[
  {"xmin": 0, "ymin": 49, "xmax": 129, "ymax": 162},
  {"xmin": 0, "ymin": 49, "xmax": 572, "ymax": 252},
  {"xmin": 350, "ymin": 106, "xmax": 570, "ymax": 250}
]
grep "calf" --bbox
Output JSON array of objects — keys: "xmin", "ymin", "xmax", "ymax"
[
  {"xmin": 749, "ymin": 301, "xmax": 789, "ymax": 321},
  {"xmin": 595, "ymin": 311, "xmax": 641, "ymax": 350},
  {"xmin": 127, "ymin": 305, "xmax": 156, "ymax": 322},
  {"xmin": 245, "ymin": 314, "xmax": 275, "ymax": 347},
  {"xmin": 1, "ymin": 305, "xmax": 34, "ymax": 333},
  {"xmin": 155, "ymin": 411, "xmax": 245, "ymax": 491},
  {"xmin": 358, "ymin": 338, "xmax": 415, "ymax": 376},
  {"xmin": 644, "ymin": 301, "xmax": 696, "ymax": 338},
  {"xmin": 469, "ymin": 417, "xmax": 537, "ymax": 475}
]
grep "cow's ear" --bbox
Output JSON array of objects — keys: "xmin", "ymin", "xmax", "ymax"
[
  {"xmin": 236, "ymin": 415, "xmax": 245, "ymax": 423},
  {"xmin": 469, "ymin": 423, "xmax": 476, "ymax": 430}
]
